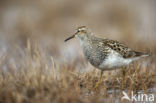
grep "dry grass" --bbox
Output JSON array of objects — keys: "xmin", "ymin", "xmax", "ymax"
[
  {"xmin": 0, "ymin": 0, "xmax": 156, "ymax": 103},
  {"xmin": 0, "ymin": 40, "xmax": 155, "ymax": 103}
]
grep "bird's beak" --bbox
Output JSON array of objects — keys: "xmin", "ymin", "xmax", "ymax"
[
  {"xmin": 64, "ymin": 33, "xmax": 76, "ymax": 42},
  {"xmin": 64, "ymin": 34, "xmax": 75, "ymax": 42}
]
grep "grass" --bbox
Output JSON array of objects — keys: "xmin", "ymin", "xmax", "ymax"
[
  {"xmin": 0, "ymin": 40, "xmax": 155, "ymax": 103},
  {"xmin": 0, "ymin": 1, "xmax": 155, "ymax": 102}
]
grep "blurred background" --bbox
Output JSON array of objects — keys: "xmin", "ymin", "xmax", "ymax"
[
  {"xmin": 0, "ymin": 1, "xmax": 156, "ymax": 103},
  {"xmin": 0, "ymin": 0, "xmax": 155, "ymax": 69}
]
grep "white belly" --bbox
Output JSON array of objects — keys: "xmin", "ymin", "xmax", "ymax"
[{"xmin": 99, "ymin": 51, "xmax": 133, "ymax": 70}]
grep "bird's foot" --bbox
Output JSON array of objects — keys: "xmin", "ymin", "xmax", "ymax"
[{"xmin": 93, "ymin": 81, "xmax": 101, "ymax": 89}]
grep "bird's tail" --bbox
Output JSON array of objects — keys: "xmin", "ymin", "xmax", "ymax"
[{"xmin": 134, "ymin": 51, "xmax": 149, "ymax": 57}]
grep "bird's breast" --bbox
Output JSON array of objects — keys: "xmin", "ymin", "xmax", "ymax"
[{"xmin": 81, "ymin": 42, "xmax": 104, "ymax": 67}]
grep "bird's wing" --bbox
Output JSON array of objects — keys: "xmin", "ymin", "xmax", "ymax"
[{"xmin": 101, "ymin": 39, "xmax": 147, "ymax": 58}]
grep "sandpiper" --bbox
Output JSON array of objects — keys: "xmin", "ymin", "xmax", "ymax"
[{"xmin": 65, "ymin": 26, "xmax": 149, "ymax": 87}]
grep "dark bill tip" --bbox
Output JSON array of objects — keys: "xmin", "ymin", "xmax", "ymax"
[{"xmin": 64, "ymin": 35, "xmax": 75, "ymax": 42}]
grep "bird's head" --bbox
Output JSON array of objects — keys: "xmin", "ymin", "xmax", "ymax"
[{"xmin": 65, "ymin": 26, "xmax": 90, "ymax": 42}]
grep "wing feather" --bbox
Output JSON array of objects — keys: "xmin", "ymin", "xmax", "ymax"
[{"xmin": 101, "ymin": 39, "xmax": 148, "ymax": 58}]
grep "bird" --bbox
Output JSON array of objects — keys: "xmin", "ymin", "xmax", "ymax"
[{"xmin": 65, "ymin": 26, "xmax": 149, "ymax": 88}]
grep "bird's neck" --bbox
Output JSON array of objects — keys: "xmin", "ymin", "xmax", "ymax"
[
  {"xmin": 84, "ymin": 33, "xmax": 95, "ymax": 40},
  {"xmin": 79, "ymin": 33, "xmax": 96, "ymax": 46}
]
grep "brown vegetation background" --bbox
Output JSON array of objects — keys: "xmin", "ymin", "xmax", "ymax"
[{"xmin": 0, "ymin": 0, "xmax": 155, "ymax": 103}]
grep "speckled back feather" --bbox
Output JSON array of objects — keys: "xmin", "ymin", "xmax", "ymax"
[{"xmin": 101, "ymin": 39, "xmax": 148, "ymax": 58}]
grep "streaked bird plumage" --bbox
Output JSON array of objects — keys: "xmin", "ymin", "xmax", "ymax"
[{"xmin": 65, "ymin": 26, "xmax": 149, "ymax": 87}]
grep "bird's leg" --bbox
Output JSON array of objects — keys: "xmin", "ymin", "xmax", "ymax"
[
  {"xmin": 94, "ymin": 70, "xmax": 103, "ymax": 88},
  {"xmin": 122, "ymin": 67, "xmax": 126, "ymax": 77},
  {"xmin": 121, "ymin": 67, "xmax": 126, "ymax": 89}
]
